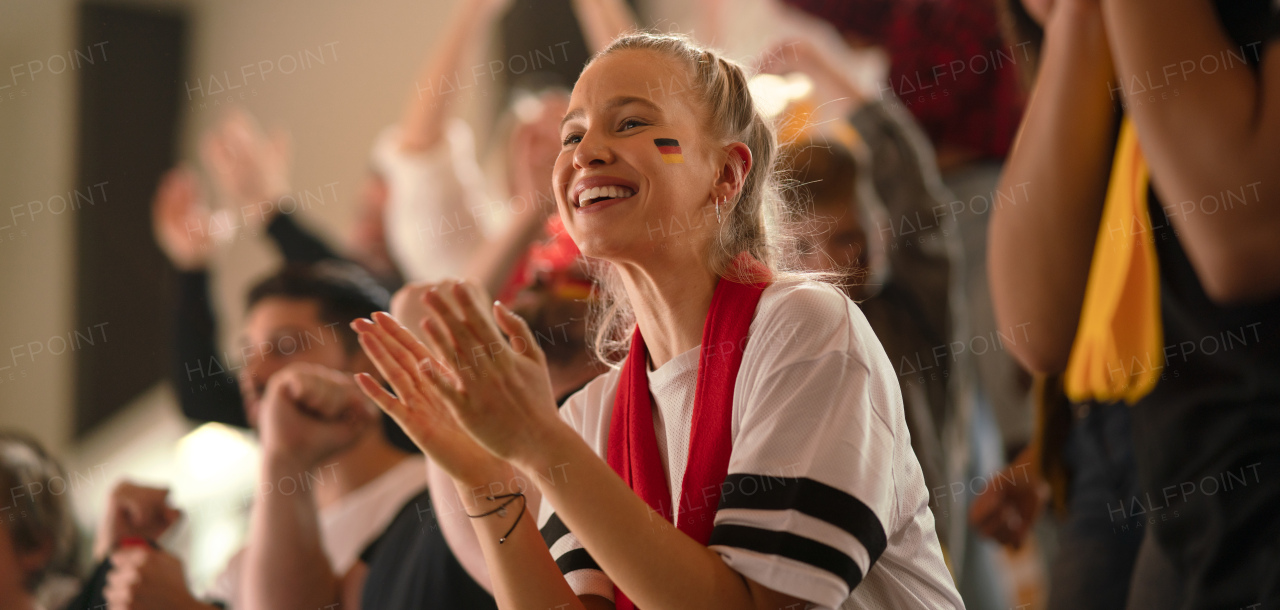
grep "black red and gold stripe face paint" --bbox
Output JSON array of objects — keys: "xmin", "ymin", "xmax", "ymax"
[{"xmin": 654, "ymin": 138, "xmax": 684, "ymax": 164}]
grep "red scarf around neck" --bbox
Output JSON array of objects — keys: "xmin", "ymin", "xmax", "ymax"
[{"xmin": 606, "ymin": 255, "xmax": 770, "ymax": 610}]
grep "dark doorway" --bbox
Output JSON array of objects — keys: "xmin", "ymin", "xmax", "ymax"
[{"xmin": 74, "ymin": 3, "xmax": 187, "ymax": 436}]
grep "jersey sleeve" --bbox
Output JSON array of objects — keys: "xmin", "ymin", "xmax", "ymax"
[
  {"xmin": 708, "ymin": 285, "xmax": 904, "ymax": 609},
  {"xmin": 535, "ymin": 375, "xmax": 617, "ymax": 600},
  {"xmin": 536, "ymin": 495, "xmax": 614, "ymax": 601}
]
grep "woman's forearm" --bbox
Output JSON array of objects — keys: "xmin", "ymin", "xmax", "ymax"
[
  {"xmin": 454, "ymin": 463, "xmax": 588, "ymax": 610},
  {"xmin": 988, "ymin": 1, "xmax": 1116, "ymax": 373},
  {"xmin": 428, "ymin": 460, "xmax": 495, "ymax": 593}
]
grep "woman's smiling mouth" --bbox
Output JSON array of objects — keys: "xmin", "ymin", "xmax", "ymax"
[
  {"xmin": 570, "ymin": 176, "xmax": 641, "ymax": 212},
  {"xmin": 576, "ymin": 185, "xmax": 636, "ymax": 208}
]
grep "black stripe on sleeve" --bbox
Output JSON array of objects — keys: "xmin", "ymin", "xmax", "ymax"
[
  {"xmin": 540, "ymin": 512, "xmax": 571, "ymax": 549},
  {"xmin": 717, "ymin": 474, "xmax": 888, "ymax": 566},
  {"xmin": 555, "ymin": 548, "xmax": 603, "ymax": 576},
  {"xmin": 709, "ymin": 524, "xmax": 864, "ymax": 591},
  {"xmin": 540, "ymin": 512, "xmax": 604, "ymax": 577}
]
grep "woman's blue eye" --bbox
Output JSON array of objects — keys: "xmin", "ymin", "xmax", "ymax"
[{"xmin": 563, "ymin": 119, "xmax": 646, "ymax": 145}]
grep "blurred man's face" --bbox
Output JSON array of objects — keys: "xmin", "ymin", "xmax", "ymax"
[
  {"xmin": 509, "ymin": 262, "xmax": 594, "ymax": 370},
  {"xmin": 351, "ymin": 172, "xmax": 393, "ymax": 274},
  {"xmin": 239, "ymin": 298, "xmax": 351, "ymax": 427},
  {"xmin": 360, "ymin": 172, "xmax": 389, "ymax": 216},
  {"xmin": 799, "ymin": 197, "xmax": 869, "ymax": 280}
]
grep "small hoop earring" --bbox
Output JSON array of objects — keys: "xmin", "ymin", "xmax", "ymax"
[{"xmin": 715, "ymin": 197, "xmax": 723, "ymax": 224}]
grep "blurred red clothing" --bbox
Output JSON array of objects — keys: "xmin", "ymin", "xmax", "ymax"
[{"xmin": 784, "ymin": 0, "xmax": 1026, "ymax": 161}]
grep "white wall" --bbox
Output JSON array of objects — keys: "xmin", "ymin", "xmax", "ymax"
[
  {"xmin": 0, "ymin": 0, "xmax": 79, "ymax": 457},
  {"xmin": 1, "ymin": 0, "xmax": 481, "ymax": 584}
]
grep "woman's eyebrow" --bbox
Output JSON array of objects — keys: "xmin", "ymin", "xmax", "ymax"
[{"xmin": 560, "ymin": 96, "xmax": 663, "ymax": 129}]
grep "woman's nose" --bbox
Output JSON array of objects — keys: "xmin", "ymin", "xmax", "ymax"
[{"xmin": 573, "ymin": 129, "xmax": 614, "ymax": 168}]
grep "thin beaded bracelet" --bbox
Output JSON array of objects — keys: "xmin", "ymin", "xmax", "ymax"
[{"xmin": 466, "ymin": 492, "xmax": 527, "ymax": 544}]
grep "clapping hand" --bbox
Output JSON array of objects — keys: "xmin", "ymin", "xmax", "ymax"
[{"xmin": 352, "ymin": 280, "xmax": 563, "ymax": 485}]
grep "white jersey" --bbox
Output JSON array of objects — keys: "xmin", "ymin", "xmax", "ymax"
[
  {"xmin": 206, "ymin": 457, "xmax": 428, "ymax": 609},
  {"xmin": 537, "ymin": 280, "xmax": 963, "ymax": 609}
]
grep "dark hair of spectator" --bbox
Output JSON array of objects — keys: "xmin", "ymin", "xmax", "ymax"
[
  {"xmin": 246, "ymin": 262, "xmax": 391, "ymax": 354},
  {"xmin": 0, "ymin": 431, "xmax": 79, "ymax": 593}
]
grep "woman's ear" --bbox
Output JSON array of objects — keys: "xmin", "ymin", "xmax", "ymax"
[{"xmin": 712, "ymin": 142, "xmax": 753, "ymax": 206}]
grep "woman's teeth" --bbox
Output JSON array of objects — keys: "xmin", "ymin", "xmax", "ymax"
[{"xmin": 577, "ymin": 185, "xmax": 636, "ymax": 207}]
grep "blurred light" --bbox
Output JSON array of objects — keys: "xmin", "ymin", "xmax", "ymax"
[
  {"xmin": 176, "ymin": 422, "xmax": 258, "ymax": 483},
  {"xmin": 748, "ymin": 72, "xmax": 814, "ymax": 120}
]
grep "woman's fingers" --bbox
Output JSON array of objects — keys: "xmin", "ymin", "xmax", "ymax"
[
  {"xmin": 417, "ymin": 314, "xmax": 465, "ymax": 386},
  {"xmin": 453, "ymin": 282, "xmax": 509, "ymax": 351},
  {"xmin": 417, "ymin": 361, "xmax": 467, "ymax": 413},
  {"xmin": 372, "ymin": 311, "xmax": 435, "ymax": 363},
  {"xmin": 417, "ymin": 313, "xmax": 451, "ymax": 361},
  {"xmin": 356, "ymin": 331, "xmax": 425, "ymax": 405},
  {"xmin": 358, "ymin": 315, "xmax": 470, "ymax": 409},
  {"xmin": 493, "ymin": 299, "xmax": 544, "ymax": 365},
  {"xmin": 355, "ymin": 372, "xmax": 463, "ymax": 462},
  {"xmin": 369, "ymin": 312, "xmax": 434, "ymax": 376},
  {"xmin": 353, "ymin": 372, "xmax": 403, "ymax": 418},
  {"xmin": 423, "ymin": 282, "xmax": 489, "ymax": 362}
]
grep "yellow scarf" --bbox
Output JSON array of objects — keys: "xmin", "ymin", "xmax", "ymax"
[{"xmin": 1063, "ymin": 118, "xmax": 1164, "ymax": 404}]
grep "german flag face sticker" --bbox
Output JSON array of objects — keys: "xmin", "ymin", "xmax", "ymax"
[{"xmin": 654, "ymin": 138, "xmax": 684, "ymax": 164}]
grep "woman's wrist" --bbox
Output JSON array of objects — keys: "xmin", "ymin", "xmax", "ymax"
[
  {"xmin": 452, "ymin": 419, "xmax": 578, "ymax": 509},
  {"xmin": 502, "ymin": 415, "xmax": 572, "ymax": 478},
  {"xmin": 453, "ymin": 463, "xmax": 526, "ymax": 511},
  {"xmin": 508, "ymin": 420, "xmax": 584, "ymax": 496}
]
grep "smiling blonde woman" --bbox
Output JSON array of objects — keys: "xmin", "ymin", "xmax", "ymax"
[{"xmin": 352, "ymin": 32, "xmax": 962, "ymax": 610}]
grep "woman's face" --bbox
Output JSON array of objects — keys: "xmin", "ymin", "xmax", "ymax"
[{"xmin": 554, "ymin": 49, "xmax": 728, "ymax": 263}]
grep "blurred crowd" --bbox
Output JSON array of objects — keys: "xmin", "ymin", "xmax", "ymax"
[{"xmin": 4, "ymin": 0, "xmax": 1278, "ymax": 608}]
